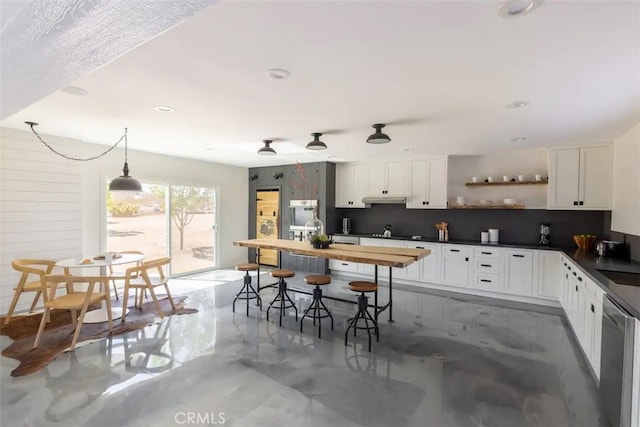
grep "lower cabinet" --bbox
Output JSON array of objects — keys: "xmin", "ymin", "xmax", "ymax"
[
  {"xmin": 407, "ymin": 242, "xmax": 440, "ymax": 284},
  {"xmin": 503, "ymin": 249, "xmax": 534, "ymax": 296},
  {"xmin": 535, "ymin": 251, "xmax": 560, "ymax": 299},
  {"xmin": 440, "ymin": 245, "xmax": 471, "ymax": 287}
]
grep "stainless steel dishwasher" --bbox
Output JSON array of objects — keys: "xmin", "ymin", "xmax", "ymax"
[{"xmin": 600, "ymin": 296, "xmax": 636, "ymax": 427}]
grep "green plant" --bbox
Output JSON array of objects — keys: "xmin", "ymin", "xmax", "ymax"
[
  {"xmin": 310, "ymin": 234, "xmax": 330, "ymax": 243},
  {"xmin": 108, "ymin": 201, "xmax": 140, "ymax": 217}
]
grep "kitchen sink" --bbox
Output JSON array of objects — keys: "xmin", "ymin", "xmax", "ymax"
[{"xmin": 597, "ymin": 269, "xmax": 640, "ymax": 287}]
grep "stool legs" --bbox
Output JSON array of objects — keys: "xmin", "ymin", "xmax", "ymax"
[
  {"xmin": 266, "ymin": 277, "xmax": 298, "ymax": 326},
  {"xmin": 345, "ymin": 292, "xmax": 379, "ymax": 352},
  {"xmin": 233, "ymin": 271, "xmax": 262, "ymax": 316},
  {"xmin": 300, "ymin": 285, "xmax": 334, "ymax": 338}
]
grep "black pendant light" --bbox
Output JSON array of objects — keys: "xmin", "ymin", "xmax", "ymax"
[
  {"xmin": 306, "ymin": 132, "xmax": 327, "ymax": 151},
  {"xmin": 258, "ymin": 139, "xmax": 277, "ymax": 155},
  {"xmin": 109, "ymin": 128, "xmax": 142, "ymax": 192},
  {"xmin": 366, "ymin": 123, "xmax": 391, "ymax": 144}
]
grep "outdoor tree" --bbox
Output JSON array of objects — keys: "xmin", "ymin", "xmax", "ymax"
[{"xmin": 151, "ymin": 186, "xmax": 215, "ymax": 250}]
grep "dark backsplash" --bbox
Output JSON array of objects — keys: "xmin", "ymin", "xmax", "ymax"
[
  {"xmin": 334, "ymin": 206, "xmax": 607, "ymax": 247},
  {"xmin": 604, "ymin": 212, "xmax": 640, "ymax": 262}
]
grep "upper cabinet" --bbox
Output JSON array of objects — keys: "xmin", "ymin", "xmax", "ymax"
[
  {"xmin": 335, "ymin": 163, "xmax": 368, "ymax": 208},
  {"xmin": 367, "ymin": 161, "xmax": 408, "ymax": 195},
  {"xmin": 407, "ymin": 157, "xmax": 448, "ymax": 209},
  {"xmin": 547, "ymin": 144, "xmax": 612, "ymax": 210}
]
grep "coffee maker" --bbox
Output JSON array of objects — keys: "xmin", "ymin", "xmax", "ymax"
[{"xmin": 539, "ymin": 223, "xmax": 550, "ymax": 246}]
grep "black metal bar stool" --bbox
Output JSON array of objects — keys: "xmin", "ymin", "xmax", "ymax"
[
  {"xmin": 345, "ymin": 281, "xmax": 380, "ymax": 352},
  {"xmin": 233, "ymin": 263, "xmax": 262, "ymax": 316},
  {"xmin": 300, "ymin": 275, "xmax": 334, "ymax": 338},
  {"xmin": 266, "ymin": 269, "xmax": 298, "ymax": 326}
]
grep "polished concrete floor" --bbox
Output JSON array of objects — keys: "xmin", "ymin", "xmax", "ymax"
[{"xmin": 1, "ymin": 271, "xmax": 609, "ymax": 426}]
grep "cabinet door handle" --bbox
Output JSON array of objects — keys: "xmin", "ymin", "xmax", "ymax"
[
  {"xmin": 577, "ymin": 276, "xmax": 582, "ymax": 282},
  {"xmin": 572, "ymin": 271, "xmax": 577, "ymax": 276},
  {"xmin": 425, "ymin": 201, "xmax": 429, "ymax": 205},
  {"xmin": 450, "ymin": 249, "xmax": 460, "ymax": 253},
  {"xmin": 563, "ymin": 262, "xmax": 567, "ymax": 266},
  {"xmin": 481, "ymin": 251, "xmax": 492, "ymax": 255},
  {"xmin": 566, "ymin": 274, "xmax": 568, "ymax": 279},
  {"xmin": 259, "ymin": 210, "xmax": 263, "ymax": 216},
  {"xmin": 422, "ymin": 201, "xmax": 426, "ymax": 205},
  {"xmin": 341, "ymin": 263, "xmax": 349, "ymax": 266},
  {"xmin": 416, "ymin": 246, "xmax": 425, "ymax": 249},
  {"xmin": 465, "ymin": 257, "xmax": 469, "ymax": 262},
  {"xmin": 591, "ymin": 303, "xmax": 595, "ymax": 313},
  {"xmin": 567, "ymin": 266, "xmax": 572, "ymax": 270},
  {"xmin": 480, "ymin": 279, "xmax": 491, "ymax": 283},
  {"xmin": 273, "ymin": 211, "xmax": 276, "ymax": 216},
  {"xmin": 575, "ymin": 285, "xmax": 578, "ymax": 292},
  {"xmin": 579, "ymin": 201, "xmax": 584, "ymax": 206},
  {"xmin": 480, "ymin": 264, "xmax": 492, "ymax": 267},
  {"xmin": 573, "ymin": 201, "xmax": 578, "ymax": 206},
  {"xmin": 512, "ymin": 254, "xmax": 525, "ymax": 258}
]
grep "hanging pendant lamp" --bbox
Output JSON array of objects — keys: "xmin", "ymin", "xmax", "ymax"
[
  {"xmin": 25, "ymin": 121, "xmax": 142, "ymax": 192},
  {"xmin": 109, "ymin": 128, "xmax": 142, "ymax": 192},
  {"xmin": 258, "ymin": 140, "xmax": 277, "ymax": 155},
  {"xmin": 306, "ymin": 132, "xmax": 327, "ymax": 151},
  {"xmin": 366, "ymin": 123, "xmax": 391, "ymax": 144}
]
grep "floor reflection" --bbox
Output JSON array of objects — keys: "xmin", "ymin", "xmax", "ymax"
[{"xmin": 0, "ymin": 272, "xmax": 609, "ymax": 426}]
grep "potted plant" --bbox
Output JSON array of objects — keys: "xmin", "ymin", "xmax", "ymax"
[{"xmin": 309, "ymin": 234, "xmax": 332, "ymax": 249}]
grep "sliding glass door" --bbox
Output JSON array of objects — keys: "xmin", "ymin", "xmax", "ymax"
[{"xmin": 106, "ymin": 184, "xmax": 216, "ymax": 276}]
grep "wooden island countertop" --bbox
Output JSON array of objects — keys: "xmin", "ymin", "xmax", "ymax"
[{"xmin": 233, "ymin": 239, "xmax": 430, "ymax": 268}]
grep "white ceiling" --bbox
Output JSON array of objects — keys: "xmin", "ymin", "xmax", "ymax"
[{"xmin": 2, "ymin": 0, "xmax": 639, "ymax": 168}]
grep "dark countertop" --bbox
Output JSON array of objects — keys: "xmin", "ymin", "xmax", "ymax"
[{"xmin": 331, "ymin": 233, "xmax": 640, "ymax": 319}]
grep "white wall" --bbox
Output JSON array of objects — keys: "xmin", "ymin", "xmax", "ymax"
[
  {"xmin": 1, "ymin": 127, "xmax": 249, "ymax": 314},
  {"xmin": 448, "ymin": 150, "xmax": 548, "ymax": 208},
  {"xmin": 611, "ymin": 122, "xmax": 640, "ymax": 235}
]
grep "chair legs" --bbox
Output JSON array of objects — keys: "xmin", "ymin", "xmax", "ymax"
[
  {"xmin": 232, "ymin": 271, "xmax": 262, "ymax": 316},
  {"xmin": 266, "ymin": 278, "xmax": 297, "ymax": 327},
  {"xmin": 345, "ymin": 292, "xmax": 379, "ymax": 352},
  {"xmin": 300, "ymin": 286, "xmax": 334, "ymax": 338}
]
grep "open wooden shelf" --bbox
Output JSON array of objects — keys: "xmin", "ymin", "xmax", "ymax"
[
  {"xmin": 465, "ymin": 180, "xmax": 547, "ymax": 187},
  {"xmin": 448, "ymin": 203, "xmax": 525, "ymax": 210}
]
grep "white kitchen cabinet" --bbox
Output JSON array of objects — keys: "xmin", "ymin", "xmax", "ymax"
[
  {"xmin": 406, "ymin": 242, "xmax": 440, "ymax": 283},
  {"xmin": 535, "ymin": 251, "xmax": 560, "ymax": 299},
  {"xmin": 440, "ymin": 245, "xmax": 471, "ymax": 287},
  {"xmin": 548, "ymin": 144, "xmax": 612, "ymax": 210},
  {"xmin": 503, "ymin": 249, "xmax": 534, "ymax": 296},
  {"xmin": 335, "ymin": 163, "xmax": 368, "ymax": 208},
  {"xmin": 366, "ymin": 161, "xmax": 408, "ymax": 196},
  {"xmin": 328, "ymin": 259, "xmax": 359, "ymax": 273},
  {"xmin": 407, "ymin": 157, "xmax": 448, "ymax": 209},
  {"xmin": 359, "ymin": 238, "xmax": 405, "ymax": 278}
]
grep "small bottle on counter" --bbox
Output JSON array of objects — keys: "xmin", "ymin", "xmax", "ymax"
[{"xmin": 438, "ymin": 230, "xmax": 445, "ymax": 242}]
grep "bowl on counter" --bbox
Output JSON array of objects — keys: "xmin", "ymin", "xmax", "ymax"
[
  {"xmin": 573, "ymin": 235, "xmax": 597, "ymax": 250},
  {"xmin": 503, "ymin": 198, "xmax": 517, "ymax": 206}
]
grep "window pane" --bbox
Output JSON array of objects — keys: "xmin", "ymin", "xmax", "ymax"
[
  {"xmin": 106, "ymin": 184, "xmax": 167, "ymax": 261},
  {"xmin": 169, "ymin": 186, "xmax": 216, "ymax": 275}
]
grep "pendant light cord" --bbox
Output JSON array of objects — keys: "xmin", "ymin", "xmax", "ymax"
[{"xmin": 25, "ymin": 121, "xmax": 126, "ymax": 162}]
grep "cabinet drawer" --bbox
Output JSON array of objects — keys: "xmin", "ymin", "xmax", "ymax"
[
  {"xmin": 474, "ymin": 247, "xmax": 500, "ymax": 259},
  {"xmin": 583, "ymin": 277, "xmax": 604, "ymax": 303},
  {"xmin": 442, "ymin": 245, "xmax": 472, "ymax": 257},
  {"xmin": 474, "ymin": 258, "xmax": 500, "ymax": 274},
  {"xmin": 474, "ymin": 273, "xmax": 501, "ymax": 291},
  {"xmin": 329, "ymin": 259, "xmax": 359, "ymax": 273}
]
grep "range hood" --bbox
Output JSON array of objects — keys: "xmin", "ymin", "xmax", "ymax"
[{"xmin": 362, "ymin": 195, "xmax": 407, "ymax": 205}]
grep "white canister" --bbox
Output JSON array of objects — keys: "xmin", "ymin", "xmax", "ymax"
[
  {"xmin": 471, "ymin": 176, "xmax": 479, "ymax": 183},
  {"xmin": 481, "ymin": 231, "xmax": 489, "ymax": 243},
  {"xmin": 488, "ymin": 228, "xmax": 499, "ymax": 243},
  {"xmin": 487, "ymin": 176, "xmax": 494, "ymax": 183},
  {"xmin": 518, "ymin": 174, "xmax": 525, "ymax": 181},
  {"xmin": 456, "ymin": 196, "xmax": 466, "ymax": 206}
]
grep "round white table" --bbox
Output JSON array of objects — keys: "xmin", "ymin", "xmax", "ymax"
[{"xmin": 56, "ymin": 253, "xmax": 146, "ymax": 323}]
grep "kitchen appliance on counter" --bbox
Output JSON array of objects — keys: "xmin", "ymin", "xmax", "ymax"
[
  {"xmin": 383, "ymin": 224, "xmax": 392, "ymax": 237},
  {"xmin": 288, "ymin": 199, "xmax": 318, "ymax": 241},
  {"xmin": 342, "ymin": 218, "xmax": 351, "ymax": 235},
  {"xmin": 600, "ymin": 296, "xmax": 636, "ymax": 427},
  {"xmin": 539, "ymin": 223, "xmax": 550, "ymax": 246},
  {"xmin": 596, "ymin": 240, "xmax": 626, "ymax": 258}
]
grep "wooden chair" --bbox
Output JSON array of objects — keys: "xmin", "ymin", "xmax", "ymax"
[
  {"xmin": 105, "ymin": 250, "xmax": 144, "ymax": 301},
  {"xmin": 121, "ymin": 258, "xmax": 175, "ymax": 321},
  {"xmin": 33, "ymin": 275, "xmax": 113, "ymax": 351},
  {"xmin": 5, "ymin": 259, "xmax": 68, "ymax": 325}
]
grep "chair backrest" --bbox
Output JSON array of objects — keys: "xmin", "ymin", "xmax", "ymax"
[
  {"xmin": 108, "ymin": 250, "xmax": 145, "ymax": 274},
  {"xmin": 127, "ymin": 257, "xmax": 171, "ymax": 280},
  {"xmin": 12, "ymin": 259, "xmax": 57, "ymax": 276}
]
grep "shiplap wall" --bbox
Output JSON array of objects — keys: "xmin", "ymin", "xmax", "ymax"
[{"xmin": 0, "ymin": 128, "xmax": 83, "ymax": 313}]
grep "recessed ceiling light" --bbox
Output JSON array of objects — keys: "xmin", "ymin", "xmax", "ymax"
[
  {"xmin": 510, "ymin": 137, "xmax": 527, "ymax": 142},
  {"xmin": 60, "ymin": 85, "xmax": 88, "ymax": 96},
  {"xmin": 154, "ymin": 105, "xmax": 174, "ymax": 112},
  {"xmin": 265, "ymin": 68, "xmax": 291, "ymax": 80},
  {"xmin": 506, "ymin": 101, "xmax": 529, "ymax": 109},
  {"xmin": 498, "ymin": 0, "xmax": 543, "ymax": 18}
]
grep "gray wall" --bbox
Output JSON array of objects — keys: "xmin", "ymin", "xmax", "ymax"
[{"xmin": 335, "ymin": 206, "xmax": 607, "ymax": 248}]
